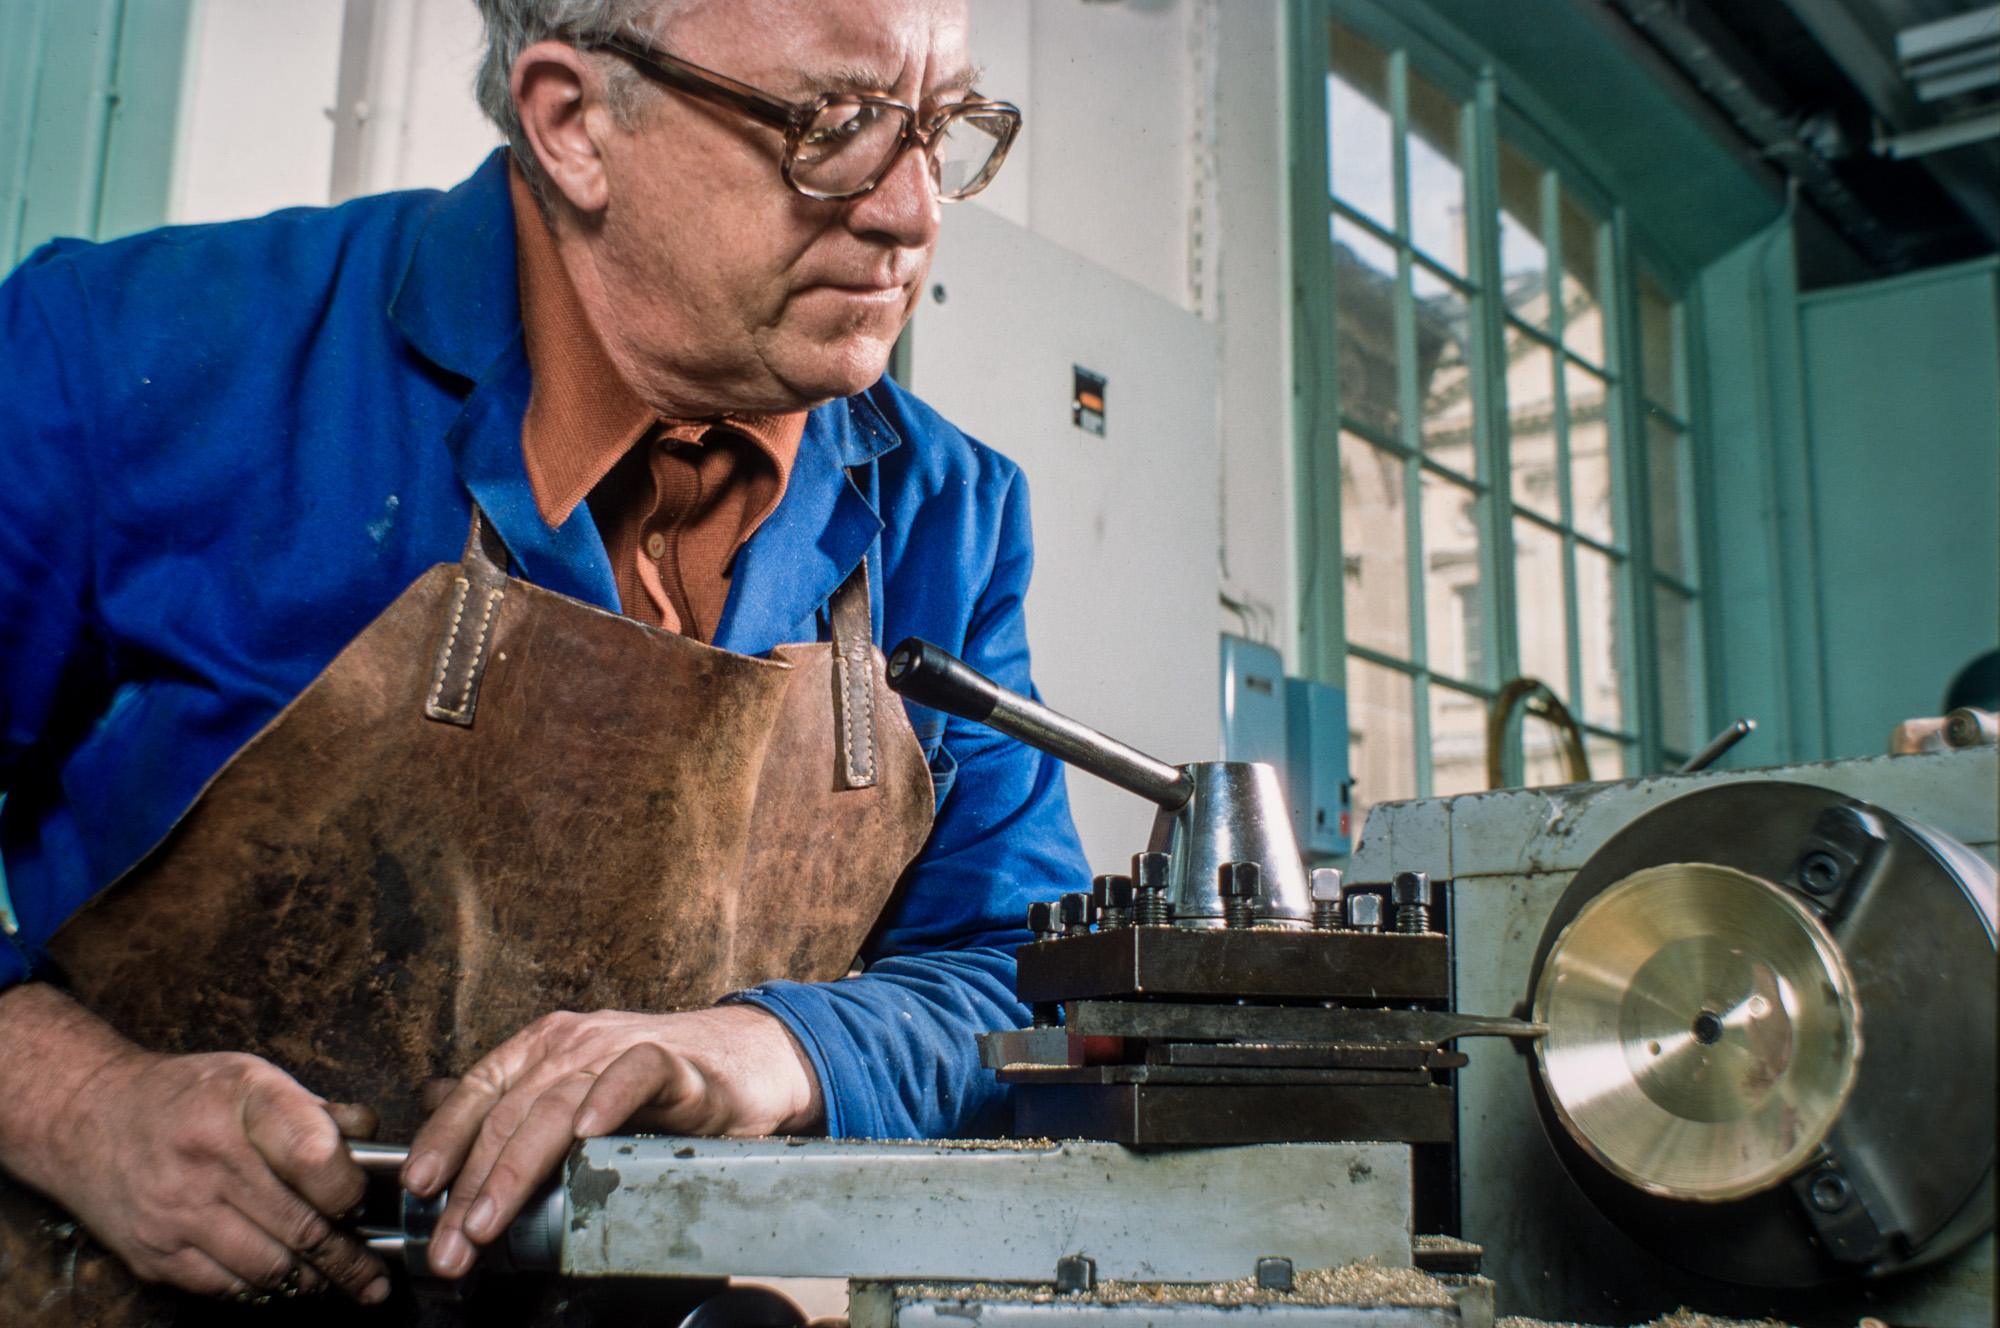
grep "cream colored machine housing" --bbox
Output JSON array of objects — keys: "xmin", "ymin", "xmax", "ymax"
[{"xmin": 1350, "ymin": 746, "xmax": 1997, "ymax": 1327}]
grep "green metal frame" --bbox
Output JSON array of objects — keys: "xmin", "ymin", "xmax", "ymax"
[
  {"xmin": 1, "ymin": 0, "xmax": 196, "ymax": 270},
  {"xmin": 1287, "ymin": 0, "xmax": 1703, "ymax": 794}
]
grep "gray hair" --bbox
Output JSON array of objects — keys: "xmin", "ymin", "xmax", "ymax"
[{"xmin": 472, "ymin": 0, "xmax": 683, "ymax": 190}]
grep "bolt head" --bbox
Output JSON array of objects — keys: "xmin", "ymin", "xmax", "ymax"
[
  {"xmin": 1220, "ymin": 861, "xmax": 1261, "ymax": 898},
  {"xmin": 1254, "ymin": 1257, "xmax": 1294, "ymax": 1292},
  {"xmin": 1059, "ymin": 892, "xmax": 1095, "ymax": 930},
  {"xmin": 1027, "ymin": 900, "xmax": 1056, "ymax": 935},
  {"xmin": 1310, "ymin": 867, "xmax": 1344, "ymax": 903},
  {"xmin": 1132, "ymin": 851, "xmax": 1171, "ymax": 892},
  {"xmin": 1809, "ymin": 1170, "xmax": 1851, "ymax": 1213},
  {"xmin": 1345, "ymin": 892, "xmax": 1384, "ymax": 928},
  {"xmin": 1106, "ymin": 875, "xmax": 1135, "ymax": 908},
  {"xmin": 1797, "ymin": 851, "xmax": 1844, "ymax": 895},
  {"xmin": 1391, "ymin": 871, "xmax": 1431, "ymax": 906}
]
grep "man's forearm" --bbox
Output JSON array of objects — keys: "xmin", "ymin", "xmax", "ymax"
[{"xmin": 0, "ymin": 982, "xmax": 139, "ymax": 1193}]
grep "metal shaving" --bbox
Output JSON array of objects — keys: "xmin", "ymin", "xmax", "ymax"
[
  {"xmin": 1499, "ymin": 1311, "xmax": 1791, "ymax": 1328},
  {"xmin": 888, "ymin": 1262, "xmax": 1463, "ymax": 1308}
]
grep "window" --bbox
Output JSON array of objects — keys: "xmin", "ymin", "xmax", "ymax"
[{"xmin": 1303, "ymin": 11, "xmax": 1700, "ymax": 827}]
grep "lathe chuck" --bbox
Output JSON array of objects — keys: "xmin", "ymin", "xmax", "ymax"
[{"xmin": 1524, "ymin": 780, "xmax": 1995, "ymax": 1287}]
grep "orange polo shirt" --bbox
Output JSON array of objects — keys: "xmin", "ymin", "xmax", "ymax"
[{"xmin": 510, "ymin": 162, "xmax": 803, "ymax": 641}]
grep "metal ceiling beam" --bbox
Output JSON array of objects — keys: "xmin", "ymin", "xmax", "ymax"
[
  {"xmin": 1604, "ymin": 0, "xmax": 1907, "ymax": 267},
  {"xmin": 1773, "ymin": 0, "xmax": 1923, "ymax": 126}
]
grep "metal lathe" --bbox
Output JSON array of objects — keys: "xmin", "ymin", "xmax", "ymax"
[{"xmin": 352, "ymin": 641, "xmax": 1996, "ymax": 1328}]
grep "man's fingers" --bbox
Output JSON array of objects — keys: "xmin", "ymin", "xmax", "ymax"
[
  {"xmin": 574, "ymin": 1042, "xmax": 701, "ymax": 1137},
  {"xmin": 429, "ymin": 1071, "xmax": 597, "ymax": 1278},
  {"xmin": 420, "ymin": 1078, "xmax": 460, "ymax": 1115},
  {"xmin": 403, "ymin": 1069, "xmax": 506, "ymax": 1196},
  {"xmin": 241, "ymin": 1077, "xmax": 367, "ymax": 1218},
  {"xmin": 154, "ymin": 1245, "xmax": 258, "ymax": 1300},
  {"xmin": 182, "ymin": 1203, "xmax": 300, "ymax": 1292},
  {"xmin": 231, "ymin": 1158, "xmax": 388, "ymax": 1302},
  {"xmin": 324, "ymin": 1101, "xmax": 379, "ymax": 1140}
]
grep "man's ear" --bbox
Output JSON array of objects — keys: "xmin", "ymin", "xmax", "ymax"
[{"xmin": 512, "ymin": 41, "xmax": 613, "ymax": 213}]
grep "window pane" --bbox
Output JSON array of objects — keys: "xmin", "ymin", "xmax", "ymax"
[
  {"xmin": 1513, "ymin": 517, "xmax": 1569, "ymax": 698},
  {"xmin": 1647, "ymin": 413, "xmax": 1688, "ymax": 580},
  {"xmin": 1639, "ymin": 274, "xmax": 1679, "ymax": 415},
  {"xmin": 1505, "ymin": 327, "xmax": 1558, "ymax": 521},
  {"xmin": 1585, "ymin": 735, "xmax": 1628, "ymax": 782},
  {"xmin": 1656, "ymin": 583, "xmax": 1697, "ymax": 758},
  {"xmin": 1348, "ymin": 655, "xmax": 1416, "ymax": 834},
  {"xmin": 1497, "ymin": 140, "xmax": 1547, "ymax": 327},
  {"xmin": 1333, "ymin": 215, "xmax": 1401, "ymax": 439},
  {"xmin": 1430, "ymin": 681, "xmax": 1487, "ymax": 797},
  {"xmin": 1415, "ymin": 264, "xmax": 1475, "ymax": 472},
  {"xmin": 1559, "ymin": 191, "xmax": 1604, "ymax": 365},
  {"xmin": 1407, "ymin": 72, "xmax": 1465, "ymax": 274},
  {"xmin": 1422, "ymin": 469, "xmax": 1484, "ymax": 684},
  {"xmin": 1566, "ymin": 362, "xmax": 1613, "ymax": 544},
  {"xmin": 1327, "ymin": 24, "xmax": 1393, "ymax": 230},
  {"xmin": 1575, "ymin": 544, "xmax": 1626, "ymax": 730},
  {"xmin": 1340, "ymin": 432, "xmax": 1411, "ymax": 658}
]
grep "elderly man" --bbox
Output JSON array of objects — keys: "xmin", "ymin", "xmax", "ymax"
[{"xmin": 0, "ymin": 0, "xmax": 1084, "ymax": 1320}]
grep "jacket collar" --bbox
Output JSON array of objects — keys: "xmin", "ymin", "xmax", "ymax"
[
  {"xmin": 392, "ymin": 149, "xmax": 909, "ymax": 648},
  {"xmin": 391, "ymin": 149, "xmax": 522, "ymax": 385}
]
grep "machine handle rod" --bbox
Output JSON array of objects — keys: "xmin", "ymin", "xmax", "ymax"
[
  {"xmin": 1677, "ymin": 718, "xmax": 1756, "ymax": 774},
  {"xmin": 348, "ymin": 1141, "xmax": 409, "ymax": 1172},
  {"xmin": 886, "ymin": 638, "xmax": 1195, "ymax": 810}
]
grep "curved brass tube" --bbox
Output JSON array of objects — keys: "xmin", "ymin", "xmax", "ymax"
[{"xmin": 1486, "ymin": 677, "xmax": 1591, "ymax": 790}]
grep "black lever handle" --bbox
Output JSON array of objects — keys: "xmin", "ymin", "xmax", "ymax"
[
  {"xmin": 886, "ymin": 638, "xmax": 1194, "ymax": 810},
  {"xmin": 885, "ymin": 638, "xmax": 1002, "ymax": 724}
]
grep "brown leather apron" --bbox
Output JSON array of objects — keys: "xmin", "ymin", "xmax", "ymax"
[{"xmin": 2, "ymin": 511, "xmax": 934, "ymax": 1325}]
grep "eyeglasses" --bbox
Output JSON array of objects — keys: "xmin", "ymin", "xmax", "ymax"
[{"xmin": 592, "ymin": 34, "xmax": 1022, "ymax": 202}]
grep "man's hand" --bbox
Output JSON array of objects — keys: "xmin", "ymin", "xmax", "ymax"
[
  {"xmin": 0, "ymin": 982, "xmax": 389, "ymax": 1303},
  {"xmin": 403, "ymin": 1005, "xmax": 822, "ymax": 1278}
]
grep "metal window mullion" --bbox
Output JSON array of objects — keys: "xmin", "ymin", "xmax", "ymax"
[
  {"xmin": 1386, "ymin": 49, "xmax": 1435, "ymax": 796},
  {"xmin": 1286, "ymin": 0, "xmax": 1345, "ymax": 689},
  {"xmin": 1466, "ymin": 69, "xmax": 1518, "ymax": 784},
  {"xmin": 1541, "ymin": 170, "xmax": 1585, "ymax": 722},
  {"xmin": 1605, "ymin": 208, "xmax": 1662, "ymax": 774}
]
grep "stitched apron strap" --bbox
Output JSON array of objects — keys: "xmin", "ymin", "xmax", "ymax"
[
  {"xmin": 424, "ymin": 505, "xmax": 511, "ymax": 727},
  {"xmin": 829, "ymin": 558, "xmax": 878, "ymax": 789}
]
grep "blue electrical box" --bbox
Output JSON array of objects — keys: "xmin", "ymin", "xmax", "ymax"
[
  {"xmin": 1220, "ymin": 636, "xmax": 1352, "ymax": 860},
  {"xmin": 1219, "ymin": 634, "xmax": 1287, "ymax": 769},
  {"xmin": 1286, "ymin": 676, "xmax": 1352, "ymax": 859}
]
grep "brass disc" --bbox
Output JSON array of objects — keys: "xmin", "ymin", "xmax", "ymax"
[{"xmin": 1532, "ymin": 862, "xmax": 1861, "ymax": 1202}]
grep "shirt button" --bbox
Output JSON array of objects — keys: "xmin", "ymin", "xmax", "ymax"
[{"xmin": 645, "ymin": 532, "xmax": 667, "ymax": 560}]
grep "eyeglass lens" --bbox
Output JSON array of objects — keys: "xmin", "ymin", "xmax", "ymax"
[{"xmin": 790, "ymin": 101, "xmax": 1012, "ymax": 200}]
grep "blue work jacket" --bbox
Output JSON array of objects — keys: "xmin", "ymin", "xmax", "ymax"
[{"xmin": 0, "ymin": 149, "xmax": 1089, "ymax": 1139}]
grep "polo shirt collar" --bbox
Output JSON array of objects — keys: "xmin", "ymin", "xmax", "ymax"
[{"xmin": 391, "ymin": 147, "xmax": 909, "ymax": 648}]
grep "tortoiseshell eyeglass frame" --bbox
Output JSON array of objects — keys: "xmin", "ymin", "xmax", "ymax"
[{"xmin": 592, "ymin": 34, "xmax": 1022, "ymax": 202}]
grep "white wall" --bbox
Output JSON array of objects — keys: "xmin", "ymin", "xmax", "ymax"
[
  {"xmin": 967, "ymin": 0, "xmax": 1297, "ymax": 671},
  {"xmin": 174, "ymin": 0, "xmax": 346, "ymax": 222},
  {"xmin": 173, "ymin": 0, "xmax": 498, "ymax": 224}
]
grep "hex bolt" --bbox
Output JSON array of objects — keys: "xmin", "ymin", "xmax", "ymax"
[
  {"xmin": 1059, "ymin": 891, "xmax": 1096, "ymax": 935},
  {"xmin": 1027, "ymin": 900, "xmax": 1058, "ymax": 940},
  {"xmin": 1392, "ymin": 871, "xmax": 1433, "ymax": 934},
  {"xmin": 1254, "ymin": 1256, "xmax": 1294, "ymax": 1292},
  {"xmin": 1310, "ymin": 867, "xmax": 1345, "ymax": 931},
  {"xmin": 1094, "ymin": 873, "xmax": 1134, "ymax": 929},
  {"xmin": 1220, "ymin": 861, "xmax": 1261, "ymax": 929},
  {"xmin": 1132, "ymin": 851, "xmax": 1174, "ymax": 927},
  {"xmin": 1345, "ymin": 891, "xmax": 1385, "ymax": 933},
  {"xmin": 1054, "ymin": 1253, "xmax": 1097, "ymax": 1294}
]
